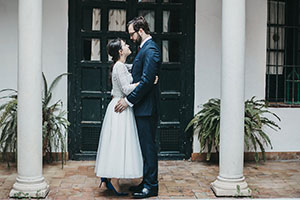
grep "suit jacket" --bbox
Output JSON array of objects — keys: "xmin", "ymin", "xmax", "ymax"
[{"xmin": 127, "ymin": 39, "xmax": 161, "ymax": 117}]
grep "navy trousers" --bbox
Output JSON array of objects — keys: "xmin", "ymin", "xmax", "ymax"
[{"xmin": 135, "ymin": 115, "xmax": 158, "ymax": 190}]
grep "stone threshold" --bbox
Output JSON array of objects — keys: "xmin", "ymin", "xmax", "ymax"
[{"xmin": 192, "ymin": 152, "xmax": 300, "ymax": 162}]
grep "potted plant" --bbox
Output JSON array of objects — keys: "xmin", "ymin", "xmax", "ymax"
[
  {"xmin": 185, "ymin": 97, "xmax": 281, "ymax": 162},
  {"xmin": 0, "ymin": 89, "xmax": 17, "ymax": 167},
  {"xmin": 0, "ymin": 73, "xmax": 69, "ymax": 168}
]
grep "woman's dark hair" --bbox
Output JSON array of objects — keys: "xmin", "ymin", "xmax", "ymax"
[
  {"xmin": 127, "ymin": 16, "xmax": 150, "ymax": 34},
  {"xmin": 107, "ymin": 38, "xmax": 123, "ymax": 84},
  {"xmin": 107, "ymin": 38, "xmax": 122, "ymax": 63}
]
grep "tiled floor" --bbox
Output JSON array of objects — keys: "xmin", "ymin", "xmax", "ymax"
[{"xmin": 0, "ymin": 160, "xmax": 300, "ymax": 199}]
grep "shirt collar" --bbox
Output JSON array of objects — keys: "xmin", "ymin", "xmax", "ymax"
[{"xmin": 140, "ymin": 36, "xmax": 152, "ymax": 48}]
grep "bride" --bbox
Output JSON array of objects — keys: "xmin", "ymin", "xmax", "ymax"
[{"xmin": 94, "ymin": 38, "xmax": 157, "ymax": 196}]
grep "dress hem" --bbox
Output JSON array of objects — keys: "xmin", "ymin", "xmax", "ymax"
[{"xmin": 95, "ymin": 174, "xmax": 143, "ymax": 179}]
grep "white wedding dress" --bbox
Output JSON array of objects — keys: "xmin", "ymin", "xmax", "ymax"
[{"xmin": 94, "ymin": 61, "xmax": 143, "ymax": 178}]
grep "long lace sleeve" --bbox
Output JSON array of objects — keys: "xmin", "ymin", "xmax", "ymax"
[{"xmin": 114, "ymin": 62, "xmax": 137, "ymax": 96}]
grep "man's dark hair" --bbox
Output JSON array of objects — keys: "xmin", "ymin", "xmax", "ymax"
[{"xmin": 127, "ymin": 16, "xmax": 150, "ymax": 34}]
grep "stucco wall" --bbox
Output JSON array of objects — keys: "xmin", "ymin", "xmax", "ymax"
[
  {"xmin": 194, "ymin": 0, "xmax": 300, "ymax": 153},
  {"xmin": 0, "ymin": 0, "xmax": 68, "ymax": 116},
  {"xmin": 42, "ymin": 0, "xmax": 68, "ymax": 109},
  {"xmin": 0, "ymin": 0, "xmax": 18, "ymax": 90}
]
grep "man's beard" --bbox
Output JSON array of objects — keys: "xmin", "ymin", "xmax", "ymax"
[{"xmin": 135, "ymin": 33, "xmax": 142, "ymax": 45}]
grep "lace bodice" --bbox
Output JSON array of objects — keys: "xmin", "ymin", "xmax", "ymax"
[{"xmin": 111, "ymin": 61, "xmax": 136, "ymax": 98}]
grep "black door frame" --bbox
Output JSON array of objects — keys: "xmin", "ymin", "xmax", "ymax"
[{"xmin": 67, "ymin": 0, "xmax": 195, "ymax": 160}]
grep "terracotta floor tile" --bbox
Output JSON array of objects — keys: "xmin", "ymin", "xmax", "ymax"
[{"xmin": 0, "ymin": 160, "xmax": 299, "ymax": 199}]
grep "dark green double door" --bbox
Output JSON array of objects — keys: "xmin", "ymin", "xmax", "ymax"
[{"xmin": 68, "ymin": 0, "xmax": 195, "ymax": 160}]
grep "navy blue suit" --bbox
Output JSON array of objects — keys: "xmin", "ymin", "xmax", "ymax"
[{"xmin": 127, "ymin": 38, "xmax": 160, "ymax": 190}]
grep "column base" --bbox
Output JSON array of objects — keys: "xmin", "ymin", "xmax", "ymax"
[
  {"xmin": 9, "ymin": 176, "xmax": 49, "ymax": 198},
  {"xmin": 211, "ymin": 175, "xmax": 251, "ymax": 197}
]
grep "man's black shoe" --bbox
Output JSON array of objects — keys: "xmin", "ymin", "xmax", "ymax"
[
  {"xmin": 129, "ymin": 182, "xmax": 144, "ymax": 192},
  {"xmin": 132, "ymin": 187, "xmax": 158, "ymax": 199}
]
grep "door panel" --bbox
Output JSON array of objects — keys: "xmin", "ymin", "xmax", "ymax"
[{"xmin": 68, "ymin": 0, "xmax": 195, "ymax": 160}]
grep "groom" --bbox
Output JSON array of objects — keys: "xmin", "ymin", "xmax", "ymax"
[{"xmin": 114, "ymin": 16, "xmax": 160, "ymax": 198}]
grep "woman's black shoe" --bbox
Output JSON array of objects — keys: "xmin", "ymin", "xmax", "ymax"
[
  {"xmin": 107, "ymin": 180, "xmax": 128, "ymax": 196},
  {"xmin": 99, "ymin": 177, "xmax": 108, "ymax": 188}
]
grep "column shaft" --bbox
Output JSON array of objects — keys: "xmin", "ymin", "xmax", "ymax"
[
  {"xmin": 211, "ymin": 0, "xmax": 251, "ymax": 196},
  {"xmin": 10, "ymin": 0, "xmax": 49, "ymax": 198},
  {"xmin": 220, "ymin": 0, "xmax": 245, "ymax": 179}
]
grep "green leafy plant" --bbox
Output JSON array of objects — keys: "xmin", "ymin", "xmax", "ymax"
[
  {"xmin": 12, "ymin": 191, "xmax": 30, "ymax": 199},
  {"xmin": 0, "ymin": 89, "xmax": 17, "ymax": 166},
  {"xmin": 42, "ymin": 73, "xmax": 70, "ymax": 167},
  {"xmin": 185, "ymin": 97, "xmax": 281, "ymax": 162},
  {"xmin": 0, "ymin": 73, "xmax": 69, "ymax": 167}
]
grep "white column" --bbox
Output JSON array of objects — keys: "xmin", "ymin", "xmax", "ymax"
[
  {"xmin": 10, "ymin": 0, "xmax": 49, "ymax": 198},
  {"xmin": 211, "ymin": 0, "xmax": 251, "ymax": 197}
]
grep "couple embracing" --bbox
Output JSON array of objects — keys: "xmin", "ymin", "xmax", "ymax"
[{"xmin": 94, "ymin": 16, "xmax": 160, "ymax": 199}]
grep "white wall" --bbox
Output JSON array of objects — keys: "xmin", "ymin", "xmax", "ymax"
[
  {"xmin": 194, "ymin": 0, "xmax": 222, "ymax": 112},
  {"xmin": 194, "ymin": 0, "xmax": 300, "ymax": 153},
  {"xmin": 0, "ymin": 0, "xmax": 68, "ymax": 110},
  {"xmin": 194, "ymin": 0, "xmax": 222, "ymax": 152},
  {"xmin": 42, "ymin": 0, "xmax": 68, "ymax": 109},
  {"xmin": 0, "ymin": 0, "xmax": 18, "ymax": 91}
]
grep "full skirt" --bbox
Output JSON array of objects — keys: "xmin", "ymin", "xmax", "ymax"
[{"xmin": 94, "ymin": 98, "xmax": 143, "ymax": 178}]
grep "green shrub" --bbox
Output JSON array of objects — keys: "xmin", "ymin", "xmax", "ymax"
[
  {"xmin": 0, "ymin": 73, "xmax": 69, "ymax": 168},
  {"xmin": 185, "ymin": 97, "xmax": 281, "ymax": 162}
]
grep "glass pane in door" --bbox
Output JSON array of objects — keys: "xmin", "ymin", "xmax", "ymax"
[
  {"xmin": 82, "ymin": 38, "xmax": 101, "ymax": 61},
  {"xmin": 138, "ymin": 10, "xmax": 155, "ymax": 32},
  {"xmin": 92, "ymin": 8, "xmax": 101, "ymax": 31},
  {"xmin": 109, "ymin": 9, "xmax": 126, "ymax": 31},
  {"xmin": 162, "ymin": 40, "xmax": 180, "ymax": 62},
  {"xmin": 82, "ymin": 8, "xmax": 101, "ymax": 31},
  {"xmin": 163, "ymin": 10, "xmax": 181, "ymax": 32}
]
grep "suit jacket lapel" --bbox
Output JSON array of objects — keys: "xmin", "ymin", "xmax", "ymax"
[
  {"xmin": 140, "ymin": 39, "xmax": 152, "ymax": 51},
  {"xmin": 131, "ymin": 39, "xmax": 153, "ymax": 80}
]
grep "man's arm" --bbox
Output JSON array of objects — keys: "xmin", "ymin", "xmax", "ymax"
[
  {"xmin": 114, "ymin": 74, "xmax": 159, "ymax": 113},
  {"xmin": 114, "ymin": 45, "xmax": 160, "ymax": 113}
]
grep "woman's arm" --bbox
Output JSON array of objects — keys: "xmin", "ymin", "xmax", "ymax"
[{"xmin": 115, "ymin": 63, "xmax": 138, "ymax": 96}]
